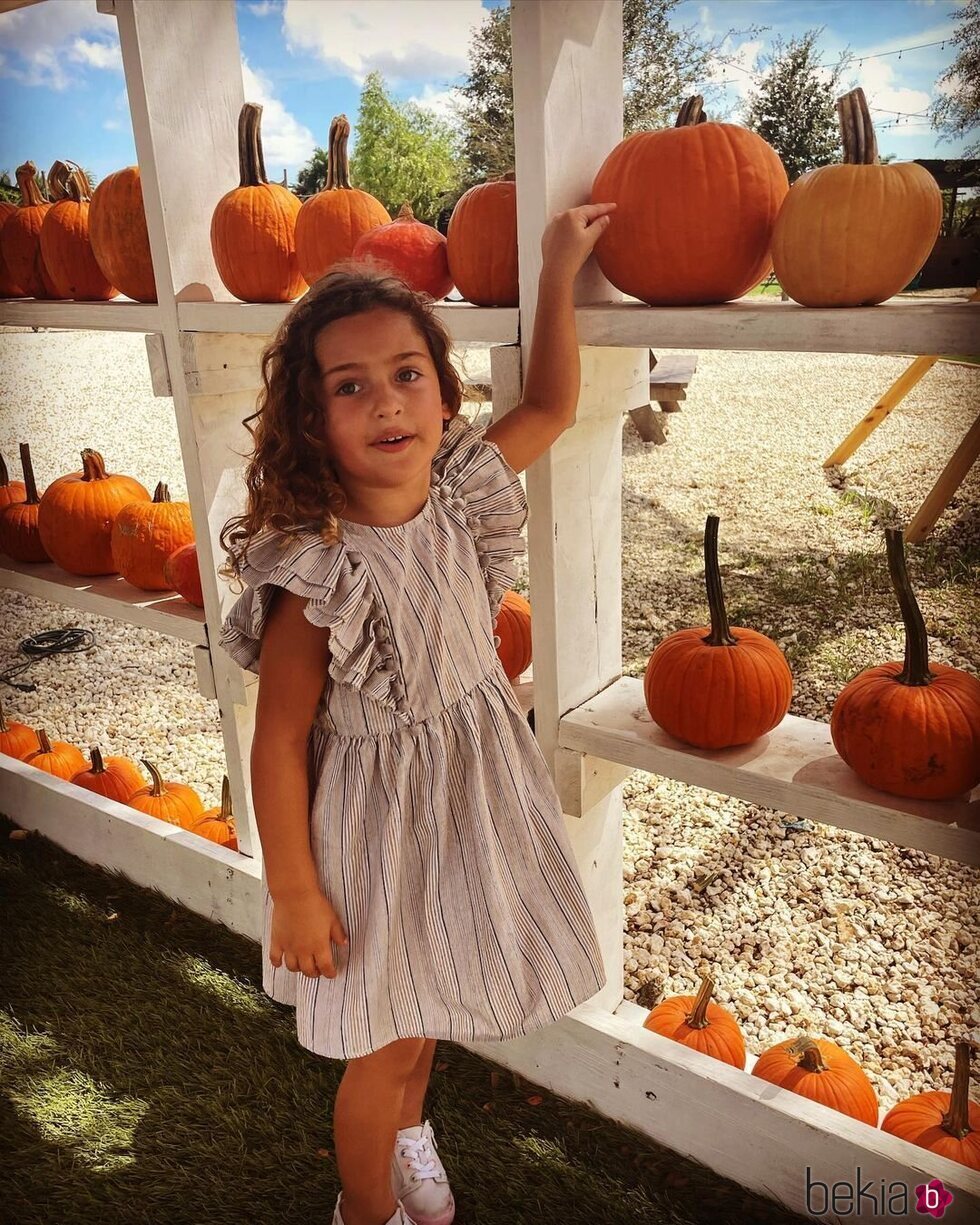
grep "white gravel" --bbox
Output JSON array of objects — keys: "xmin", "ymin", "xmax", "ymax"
[{"xmin": 1, "ymin": 325, "xmax": 977, "ymax": 1109}]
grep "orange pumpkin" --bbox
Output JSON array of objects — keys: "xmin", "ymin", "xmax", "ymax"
[
  {"xmin": 0, "ymin": 162, "xmax": 54, "ymax": 298},
  {"xmin": 591, "ymin": 97, "xmax": 789, "ymax": 305},
  {"xmin": 831, "ymin": 528, "xmax": 980, "ymax": 800},
  {"xmin": 0, "ymin": 200, "xmax": 25, "ymax": 297},
  {"xmin": 643, "ymin": 975, "xmax": 746, "ymax": 1069},
  {"xmin": 40, "ymin": 161, "xmax": 118, "ymax": 301},
  {"xmin": 772, "ymin": 89, "xmax": 942, "ymax": 307},
  {"xmin": 110, "ymin": 481, "xmax": 194, "ymax": 590},
  {"xmin": 0, "ymin": 443, "xmax": 49, "ymax": 562},
  {"xmin": 0, "ymin": 697, "xmax": 39, "ymax": 760},
  {"xmin": 494, "ymin": 589, "xmax": 532, "ymax": 680},
  {"xmin": 37, "ymin": 450, "xmax": 150, "ymax": 576},
  {"xmin": 189, "ymin": 775, "xmax": 239, "ymax": 851},
  {"xmin": 128, "ymin": 759, "xmax": 205, "ymax": 827},
  {"xmin": 352, "ymin": 202, "xmax": 453, "ymax": 300},
  {"xmin": 24, "ymin": 729, "xmax": 88, "ymax": 781},
  {"xmin": 295, "ymin": 114, "xmax": 390, "ymax": 285},
  {"xmin": 447, "ymin": 172, "xmax": 518, "ymax": 307},
  {"xmin": 211, "ymin": 102, "xmax": 306, "ymax": 303},
  {"xmin": 0, "ymin": 449, "xmax": 26, "ymax": 510},
  {"xmin": 88, "ymin": 165, "xmax": 156, "ymax": 302},
  {"xmin": 72, "ymin": 745, "xmax": 146, "ymax": 803},
  {"xmin": 881, "ymin": 1040, "xmax": 980, "ymax": 1170},
  {"xmin": 164, "ymin": 541, "xmax": 205, "ymax": 606},
  {"xmin": 644, "ymin": 515, "xmax": 792, "ymax": 749},
  {"xmin": 751, "ymin": 1035, "xmax": 878, "ymax": 1126}
]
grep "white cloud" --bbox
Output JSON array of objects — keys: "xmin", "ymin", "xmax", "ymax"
[
  {"xmin": 407, "ymin": 84, "xmax": 458, "ymax": 124},
  {"xmin": 706, "ymin": 38, "xmax": 762, "ymax": 104},
  {"xmin": 281, "ymin": 0, "xmax": 485, "ymax": 85},
  {"xmin": 241, "ymin": 58, "xmax": 317, "ymax": 174},
  {"xmin": 103, "ymin": 118, "xmax": 124, "ymax": 132},
  {"xmin": 69, "ymin": 38, "xmax": 123, "ymax": 72},
  {"xmin": 248, "ymin": 1, "xmax": 280, "ymax": 14},
  {"xmin": 0, "ymin": 0, "xmax": 119, "ymax": 89}
]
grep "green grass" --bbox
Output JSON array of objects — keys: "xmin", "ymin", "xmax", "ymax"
[{"xmin": 0, "ymin": 815, "xmax": 813, "ymax": 1225}]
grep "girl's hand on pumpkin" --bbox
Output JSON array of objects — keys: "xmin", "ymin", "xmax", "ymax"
[
  {"xmin": 269, "ymin": 888, "xmax": 349, "ymax": 979},
  {"xmin": 540, "ymin": 202, "xmax": 616, "ymax": 283}
]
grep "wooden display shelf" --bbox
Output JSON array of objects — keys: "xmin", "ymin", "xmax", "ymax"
[
  {"xmin": 559, "ymin": 677, "xmax": 980, "ymax": 866},
  {"xmin": 0, "ymin": 298, "xmax": 163, "ymax": 333},
  {"xmin": 0, "ymin": 557, "xmax": 207, "ymax": 646}
]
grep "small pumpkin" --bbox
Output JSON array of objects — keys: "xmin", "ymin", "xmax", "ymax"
[
  {"xmin": 772, "ymin": 89, "xmax": 942, "ymax": 308},
  {"xmin": 644, "ymin": 515, "xmax": 792, "ymax": 748},
  {"xmin": 128, "ymin": 759, "xmax": 205, "ymax": 827},
  {"xmin": 751, "ymin": 1035, "xmax": 878, "ymax": 1126},
  {"xmin": 295, "ymin": 114, "xmax": 390, "ymax": 285},
  {"xmin": 40, "ymin": 161, "xmax": 118, "ymax": 301},
  {"xmin": 881, "ymin": 1039, "xmax": 980, "ymax": 1170},
  {"xmin": 88, "ymin": 165, "xmax": 156, "ymax": 302},
  {"xmin": 0, "ymin": 449, "xmax": 27, "ymax": 510},
  {"xmin": 37, "ymin": 450, "xmax": 150, "ymax": 576},
  {"xmin": 352, "ymin": 202, "xmax": 453, "ymax": 300},
  {"xmin": 591, "ymin": 97, "xmax": 788, "ymax": 305},
  {"xmin": 211, "ymin": 102, "xmax": 306, "ymax": 303},
  {"xmin": 446, "ymin": 172, "xmax": 518, "ymax": 307},
  {"xmin": 831, "ymin": 528, "xmax": 980, "ymax": 800},
  {"xmin": 494, "ymin": 589, "xmax": 532, "ymax": 680},
  {"xmin": 643, "ymin": 975, "xmax": 746, "ymax": 1069},
  {"xmin": 0, "ymin": 443, "xmax": 49, "ymax": 563},
  {"xmin": 0, "ymin": 697, "xmax": 39, "ymax": 760},
  {"xmin": 0, "ymin": 200, "xmax": 26, "ymax": 297},
  {"xmin": 110, "ymin": 481, "xmax": 194, "ymax": 591},
  {"xmin": 24, "ymin": 728, "xmax": 88, "ymax": 781},
  {"xmin": 0, "ymin": 162, "xmax": 55, "ymax": 298},
  {"xmin": 71, "ymin": 745, "xmax": 146, "ymax": 803},
  {"xmin": 189, "ymin": 775, "xmax": 239, "ymax": 851},
  {"xmin": 163, "ymin": 541, "xmax": 205, "ymax": 607}
]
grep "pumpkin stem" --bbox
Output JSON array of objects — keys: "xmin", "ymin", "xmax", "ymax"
[
  {"xmin": 65, "ymin": 162, "xmax": 92, "ymax": 203},
  {"xmin": 35, "ymin": 728, "xmax": 53, "ymax": 755},
  {"xmin": 684, "ymin": 975, "xmax": 715, "ymax": 1030},
  {"xmin": 837, "ymin": 88, "xmax": 879, "ymax": 166},
  {"xmin": 701, "ymin": 514, "xmax": 737, "ymax": 647},
  {"xmin": 788, "ymin": 1036, "xmax": 827, "ymax": 1073},
  {"xmin": 220, "ymin": 774, "xmax": 233, "ymax": 819},
  {"xmin": 141, "ymin": 759, "xmax": 166, "ymax": 797},
  {"xmin": 396, "ymin": 202, "xmax": 415, "ymax": 220},
  {"xmin": 237, "ymin": 102, "xmax": 269, "ymax": 189},
  {"xmin": 15, "ymin": 161, "xmax": 45, "ymax": 208},
  {"xmin": 152, "ymin": 481, "xmax": 171, "ymax": 503},
  {"xmin": 19, "ymin": 443, "xmax": 40, "ymax": 505},
  {"xmin": 885, "ymin": 527, "xmax": 932, "ymax": 687},
  {"xmin": 326, "ymin": 115, "xmax": 353, "ymax": 191},
  {"xmin": 80, "ymin": 449, "xmax": 110, "ymax": 482},
  {"xmin": 939, "ymin": 1040, "xmax": 977, "ymax": 1140},
  {"xmin": 89, "ymin": 746, "xmax": 106, "ymax": 774},
  {"xmin": 47, "ymin": 160, "xmax": 72, "ymax": 202},
  {"xmin": 675, "ymin": 96, "xmax": 707, "ymax": 127}
]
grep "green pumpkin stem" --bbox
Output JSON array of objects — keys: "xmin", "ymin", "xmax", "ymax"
[
  {"xmin": 326, "ymin": 115, "xmax": 352, "ymax": 191},
  {"xmin": 684, "ymin": 976, "xmax": 715, "ymax": 1030},
  {"xmin": 702, "ymin": 514, "xmax": 737, "ymax": 647},
  {"xmin": 35, "ymin": 728, "xmax": 53, "ymax": 755},
  {"xmin": 220, "ymin": 775, "xmax": 233, "ymax": 819},
  {"xmin": 15, "ymin": 161, "xmax": 45, "ymax": 207},
  {"xmin": 141, "ymin": 759, "xmax": 166, "ymax": 797},
  {"xmin": 675, "ymin": 96, "xmax": 707, "ymax": 127},
  {"xmin": 788, "ymin": 1035, "xmax": 827, "ymax": 1073},
  {"xmin": 89, "ymin": 746, "xmax": 106, "ymax": 774},
  {"xmin": 81, "ymin": 450, "xmax": 109, "ymax": 482},
  {"xmin": 837, "ymin": 88, "xmax": 879, "ymax": 166},
  {"xmin": 152, "ymin": 481, "xmax": 171, "ymax": 503},
  {"xmin": 19, "ymin": 443, "xmax": 40, "ymax": 504},
  {"xmin": 237, "ymin": 103, "xmax": 269, "ymax": 188},
  {"xmin": 939, "ymin": 1040, "xmax": 976, "ymax": 1140},
  {"xmin": 885, "ymin": 527, "xmax": 932, "ymax": 687}
]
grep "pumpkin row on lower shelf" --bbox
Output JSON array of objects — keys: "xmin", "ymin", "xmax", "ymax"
[{"xmin": 645, "ymin": 976, "xmax": 979, "ymax": 1170}]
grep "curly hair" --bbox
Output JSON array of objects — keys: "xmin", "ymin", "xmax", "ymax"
[{"xmin": 219, "ymin": 264, "xmax": 465, "ymax": 583}]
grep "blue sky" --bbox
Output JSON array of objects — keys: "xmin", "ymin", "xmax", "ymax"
[{"xmin": 0, "ymin": 0, "xmax": 971, "ymax": 186}]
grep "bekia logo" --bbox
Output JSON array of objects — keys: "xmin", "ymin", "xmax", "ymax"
[
  {"xmin": 915, "ymin": 1179, "xmax": 954, "ymax": 1219},
  {"xmin": 805, "ymin": 1168, "xmax": 956, "ymax": 1218}
]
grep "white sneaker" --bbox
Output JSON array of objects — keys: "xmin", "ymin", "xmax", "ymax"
[
  {"xmin": 332, "ymin": 1191, "xmax": 419, "ymax": 1225},
  {"xmin": 389, "ymin": 1119, "xmax": 456, "ymax": 1225}
]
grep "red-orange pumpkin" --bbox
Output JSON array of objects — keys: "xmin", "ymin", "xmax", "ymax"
[
  {"xmin": 128, "ymin": 759, "xmax": 205, "ymax": 827},
  {"xmin": 591, "ymin": 97, "xmax": 789, "ymax": 304},
  {"xmin": 163, "ymin": 541, "xmax": 205, "ymax": 607},
  {"xmin": 751, "ymin": 1035, "xmax": 878, "ymax": 1126},
  {"xmin": 88, "ymin": 165, "xmax": 156, "ymax": 302},
  {"xmin": 0, "ymin": 449, "xmax": 26, "ymax": 510},
  {"xmin": 40, "ymin": 161, "xmax": 118, "ymax": 301},
  {"xmin": 0, "ymin": 443, "xmax": 49, "ymax": 562},
  {"xmin": 110, "ymin": 481, "xmax": 194, "ymax": 590},
  {"xmin": 446, "ymin": 173, "xmax": 518, "ymax": 307},
  {"xmin": 881, "ymin": 1040, "xmax": 980, "ymax": 1170},
  {"xmin": 644, "ymin": 515, "xmax": 792, "ymax": 748},
  {"xmin": 494, "ymin": 589, "xmax": 532, "ymax": 680},
  {"xmin": 37, "ymin": 450, "xmax": 150, "ymax": 576},
  {"xmin": 24, "ymin": 729, "xmax": 88, "ymax": 781},
  {"xmin": 831, "ymin": 528, "xmax": 980, "ymax": 799},
  {"xmin": 643, "ymin": 975, "xmax": 746, "ymax": 1069},
  {"xmin": 0, "ymin": 697, "xmax": 39, "ymax": 760},
  {"xmin": 0, "ymin": 200, "xmax": 25, "ymax": 297},
  {"xmin": 189, "ymin": 775, "xmax": 239, "ymax": 851},
  {"xmin": 0, "ymin": 162, "xmax": 54, "ymax": 298},
  {"xmin": 352, "ymin": 202, "xmax": 453, "ymax": 300},
  {"xmin": 72, "ymin": 745, "xmax": 146, "ymax": 803}
]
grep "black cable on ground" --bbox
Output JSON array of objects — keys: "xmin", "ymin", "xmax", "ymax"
[{"xmin": 0, "ymin": 626, "xmax": 96, "ymax": 692}]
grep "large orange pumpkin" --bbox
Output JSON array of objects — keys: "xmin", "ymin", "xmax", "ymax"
[
  {"xmin": 0, "ymin": 697, "xmax": 39, "ymax": 760},
  {"xmin": 772, "ymin": 89, "xmax": 942, "ymax": 307},
  {"xmin": 446, "ymin": 172, "xmax": 518, "ymax": 307},
  {"xmin": 211, "ymin": 103, "xmax": 306, "ymax": 303},
  {"xmin": 352, "ymin": 202, "xmax": 454, "ymax": 300},
  {"xmin": 0, "ymin": 443, "xmax": 49, "ymax": 562},
  {"xmin": 752, "ymin": 1035, "xmax": 879, "ymax": 1126},
  {"xmin": 831, "ymin": 528, "xmax": 980, "ymax": 799},
  {"xmin": 0, "ymin": 449, "xmax": 26, "ymax": 510},
  {"xmin": 881, "ymin": 1040, "xmax": 980, "ymax": 1170},
  {"xmin": 88, "ymin": 165, "xmax": 156, "ymax": 302},
  {"xmin": 25, "ymin": 729, "xmax": 88, "ymax": 781},
  {"xmin": 189, "ymin": 775, "xmax": 239, "ymax": 851},
  {"xmin": 494, "ymin": 589, "xmax": 532, "ymax": 680},
  {"xmin": 37, "ymin": 449, "xmax": 150, "ymax": 576},
  {"xmin": 0, "ymin": 162, "xmax": 54, "ymax": 298},
  {"xmin": 164, "ymin": 541, "xmax": 205, "ymax": 607},
  {"xmin": 644, "ymin": 515, "xmax": 792, "ymax": 749},
  {"xmin": 72, "ymin": 745, "xmax": 146, "ymax": 804},
  {"xmin": 643, "ymin": 975, "xmax": 746, "ymax": 1069},
  {"xmin": 128, "ymin": 759, "xmax": 205, "ymax": 827},
  {"xmin": 591, "ymin": 97, "xmax": 789, "ymax": 304},
  {"xmin": 0, "ymin": 200, "xmax": 25, "ymax": 297},
  {"xmin": 40, "ymin": 161, "xmax": 118, "ymax": 302},
  {"xmin": 295, "ymin": 114, "xmax": 390, "ymax": 285},
  {"xmin": 110, "ymin": 481, "xmax": 194, "ymax": 591}
]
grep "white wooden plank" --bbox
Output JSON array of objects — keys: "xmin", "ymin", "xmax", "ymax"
[
  {"xmin": 560, "ymin": 677, "xmax": 980, "ymax": 865},
  {"xmin": 0, "ymin": 557, "xmax": 207, "ymax": 645},
  {"xmin": 0, "ymin": 299, "xmax": 162, "ymax": 332},
  {"xmin": 144, "ymin": 331, "xmax": 171, "ymax": 395}
]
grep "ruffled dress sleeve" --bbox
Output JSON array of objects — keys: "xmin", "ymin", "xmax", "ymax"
[{"xmin": 430, "ymin": 415, "xmax": 527, "ymax": 619}]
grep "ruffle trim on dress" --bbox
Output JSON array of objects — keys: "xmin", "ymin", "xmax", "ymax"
[
  {"xmin": 218, "ymin": 527, "xmax": 406, "ymax": 712},
  {"xmin": 432, "ymin": 416, "xmax": 527, "ymax": 618}
]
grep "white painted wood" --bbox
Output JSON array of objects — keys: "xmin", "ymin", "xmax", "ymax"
[
  {"xmin": 144, "ymin": 331, "xmax": 171, "ymax": 395},
  {"xmin": 193, "ymin": 643, "xmax": 218, "ymax": 701},
  {"xmin": 1, "ymin": 754, "xmax": 262, "ymax": 937},
  {"xmin": 0, "ymin": 557, "xmax": 207, "ymax": 645},
  {"xmin": 560, "ymin": 677, "xmax": 980, "ymax": 865},
  {"xmin": 0, "ymin": 299, "xmax": 162, "ymax": 332}
]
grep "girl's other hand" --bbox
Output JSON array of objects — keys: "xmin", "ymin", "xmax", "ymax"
[
  {"xmin": 540, "ymin": 201, "xmax": 616, "ymax": 284},
  {"xmin": 269, "ymin": 888, "xmax": 349, "ymax": 978}
]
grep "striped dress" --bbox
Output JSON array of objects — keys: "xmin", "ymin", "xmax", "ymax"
[{"xmin": 218, "ymin": 416, "xmax": 606, "ymax": 1059}]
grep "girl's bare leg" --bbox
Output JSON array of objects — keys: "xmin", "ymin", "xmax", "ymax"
[{"xmin": 397, "ymin": 1038, "xmax": 438, "ymax": 1130}]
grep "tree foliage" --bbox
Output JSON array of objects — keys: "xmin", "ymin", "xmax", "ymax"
[
  {"xmin": 931, "ymin": 0, "xmax": 980, "ymax": 156},
  {"xmin": 742, "ymin": 29, "xmax": 847, "ymax": 182}
]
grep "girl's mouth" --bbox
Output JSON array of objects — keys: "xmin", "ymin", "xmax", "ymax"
[{"xmin": 372, "ymin": 434, "xmax": 414, "ymax": 452}]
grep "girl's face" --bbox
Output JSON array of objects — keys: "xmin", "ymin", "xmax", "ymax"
[{"xmin": 315, "ymin": 307, "xmax": 452, "ymax": 503}]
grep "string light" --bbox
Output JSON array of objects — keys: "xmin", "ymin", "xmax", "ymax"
[{"xmin": 713, "ymin": 36, "xmax": 954, "ymax": 87}]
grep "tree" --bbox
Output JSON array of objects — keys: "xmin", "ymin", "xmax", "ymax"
[
  {"xmin": 294, "ymin": 147, "xmax": 329, "ymax": 198},
  {"xmin": 742, "ymin": 30, "xmax": 848, "ymax": 182},
  {"xmin": 931, "ymin": 0, "xmax": 980, "ymax": 156}
]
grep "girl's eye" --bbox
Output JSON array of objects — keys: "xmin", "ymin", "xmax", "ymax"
[
  {"xmin": 397, "ymin": 368, "xmax": 421, "ymax": 383},
  {"xmin": 335, "ymin": 381, "xmax": 359, "ymax": 396}
]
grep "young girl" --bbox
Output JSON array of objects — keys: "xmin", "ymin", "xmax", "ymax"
[{"xmin": 218, "ymin": 200, "xmax": 615, "ymax": 1225}]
